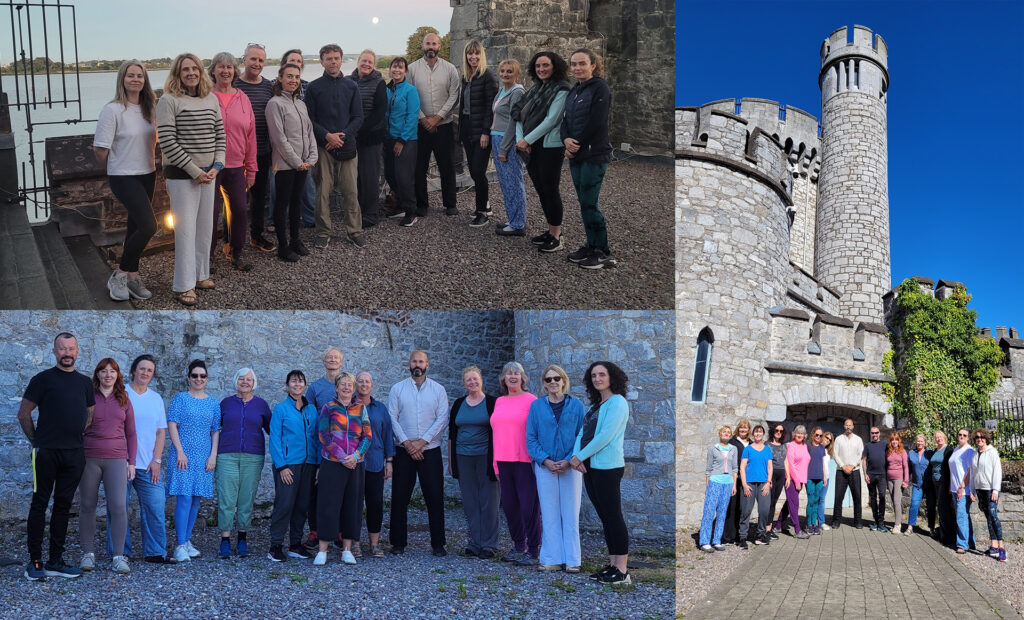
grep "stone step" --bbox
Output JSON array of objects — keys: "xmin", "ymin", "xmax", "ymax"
[
  {"xmin": 0, "ymin": 204, "xmax": 57, "ymax": 309},
  {"xmin": 32, "ymin": 222, "xmax": 128, "ymax": 310}
]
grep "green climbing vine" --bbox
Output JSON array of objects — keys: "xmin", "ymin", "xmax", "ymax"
[{"xmin": 881, "ymin": 279, "xmax": 1004, "ymax": 435}]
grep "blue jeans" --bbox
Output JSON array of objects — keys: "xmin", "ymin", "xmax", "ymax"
[
  {"xmin": 817, "ymin": 477, "xmax": 829, "ymax": 525},
  {"xmin": 699, "ymin": 480, "xmax": 732, "ymax": 546},
  {"xmin": 907, "ymin": 484, "xmax": 936, "ymax": 528},
  {"xmin": 953, "ymin": 493, "xmax": 975, "ymax": 551},
  {"xmin": 105, "ymin": 475, "xmax": 168, "ymax": 557},
  {"xmin": 805, "ymin": 480, "xmax": 823, "ymax": 526},
  {"xmin": 976, "ymin": 490, "xmax": 1003, "ymax": 541},
  {"xmin": 174, "ymin": 495, "xmax": 203, "ymax": 546}
]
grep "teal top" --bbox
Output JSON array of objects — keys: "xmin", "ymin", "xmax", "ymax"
[
  {"xmin": 710, "ymin": 444, "xmax": 735, "ymax": 484},
  {"xmin": 571, "ymin": 393, "xmax": 628, "ymax": 469},
  {"xmin": 515, "ymin": 90, "xmax": 568, "ymax": 149}
]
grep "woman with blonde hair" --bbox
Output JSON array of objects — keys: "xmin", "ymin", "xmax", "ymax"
[
  {"xmin": 818, "ymin": 431, "xmax": 836, "ymax": 530},
  {"xmin": 158, "ymin": 52, "xmax": 225, "ymax": 306},
  {"xmin": 699, "ymin": 425, "xmax": 736, "ymax": 552},
  {"xmin": 93, "ymin": 60, "xmax": 158, "ymax": 301},
  {"xmin": 804, "ymin": 427, "xmax": 828, "ymax": 534},
  {"xmin": 459, "ymin": 40, "xmax": 499, "ymax": 227},
  {"xmin": 527, "ymin": 364, "xmax": 586, "ymax": 571},
  {"xmin": 722, "ymin": 418, "xmax": 750, "ymax": 544},
  {"xmin": 491, "ymin": 59, "xmax": 528, "ymax": 236}
]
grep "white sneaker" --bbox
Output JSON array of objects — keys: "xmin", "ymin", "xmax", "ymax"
[
  {"xmin": 112, "ymin": 556, "xmax": 130, "ymax": 574},
  {"xmin": 173, "ymin": 545, "xmax": 191, "ymax": 563},
  {"xmin": 107, "ymin": 271, "xmax": 129, "ymax": 301},
  {"xmin": 821, "ymin": 524, "xmax": 831, "ymax": 531},
  {"xmin": 79, "ymin": 552, "xmax": 95, "ymax": 571},
  {"xmin": 892, "ymin": 528, "xmax": 901, "ymax": 535},
  {"xmin": 341, "ymin": 550, "xmax": 356, "ymax": 565},
  {"xmin": 313, "ymin": 551, "xmax": 327, "ymax": 566},
  {"xmin": 904, "ymin": 528, "xmax": 914, "ymax": 536},
  {"xmin": 185, "ymin": 541, "xmax": 201, "ymax": 558}
]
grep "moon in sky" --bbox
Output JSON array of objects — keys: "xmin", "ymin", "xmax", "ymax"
[{"xmin": 372, "ymin": 17, "xmax": 380, "ymax": 24}]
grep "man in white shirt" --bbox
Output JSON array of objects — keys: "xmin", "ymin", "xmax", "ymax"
[
  {"xmin": 387, "ymin": 350, "xmax": 450, "ymax": 555},
  {"xmin": 831, "ymin": 418, "xmax": 865, "ymax": 529}
]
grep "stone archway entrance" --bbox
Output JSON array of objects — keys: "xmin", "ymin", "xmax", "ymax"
[{"xmin": 786, "ymin": 403, "xmax": 886, "ymax": 444}]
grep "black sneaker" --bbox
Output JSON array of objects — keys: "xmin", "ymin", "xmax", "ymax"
[
  {"xmin": 567, "ymin": 245, "xmax": 592, "ymax": 263},
  {"xmin": 313, "ymin": 236, "xmax": 330, "ymax": 250},
  {"xmin": 347, "ymin": 234, "xmax": 366, "ymax": 249},
  {"xmin": 390, "ymin": 546, "xmax": 405, "ymax": 555},
  {"xmin": 278, "ymin": 249, "xmax": 300, "ymax": 263},
  {"xmin": 538, "ymin": 236, "xmax": 563, "ymax": 253},
  {"xmin": 445, "ymin": 207, "xmax": 458, "ymax": 216},
  {"xmin": 288, "ymin": 544, "xmax": 313, "ymax": 559},
  {"xmin": 268, "ymin": 545, "xmax": 287, "ymax": 562},
  {"xmin": 768, "ymin": 530, "xmax": 780, "ymax": 540},
  {"xmin": 231, "ymin": 257, "xmax": 253, "ymax": 272},
  {"xmin": 478, "ymin": 549, "xmax": 495, "ymax": 559},
  {"xmin": 292, "ymin": 241, "xmax": 310, "ymax": 256},
  {"xmin": 578, "ymin": 250, "xmax": 616, "ymax": 269},
  {"xmin": 25, "ymin": 560, "xmax": 46, "ymax": 581},
  {"xmin": 589, "ymin": 565, "xmax": 615, "ymax": 581},
  {"xmin": 399, "ymin": 216, "xmax": 418, "ymax": 227},
  {"xmin": 598, "ymin": 567, "xmax": 632, "ymax": 585},
  {"xmin": 432, "ymin": 546, "xmax": 447, "ymax": 558},
  {"xmin": 386, "ymin": 210, "xmax": 406, "ymax": 219},
  {"xmin": 738, "ymin": 540, "xmax": 749, "ymax": 550},
  {"xmin": 754, "ymin": 535, "xmax": 768, "ymax": 546},
  {"xmin": 251, "ymin": 234, "xmax": 276, "ymax": 253},
  {"xmin": 470, "ymin": 213, "xmax": 489, "ymax": 227},
  {"xmin": 531, "ymin": 231, "xmax": 553, "ymax": 246},
  {"xmin": 43, "ymin": 559, "xmax": 82, "ymax": 579}
]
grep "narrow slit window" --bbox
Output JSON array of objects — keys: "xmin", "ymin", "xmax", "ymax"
[
  {"xmin": 854, "ymin": 60, "xmax": 860, "ymax": 88},
  {"xmin": 691, "ymin": 327, "xmax": 714, "ymax": 402}
]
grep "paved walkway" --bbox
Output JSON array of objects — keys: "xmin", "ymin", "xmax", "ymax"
[{"xmin": 685, "ymin": 526, "xmax": 1017, "ymax": 619}]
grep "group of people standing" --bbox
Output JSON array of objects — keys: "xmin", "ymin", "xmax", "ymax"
[
  {"xmin": 16, "ymin": 333, "xmax": 635, "ymax": 585},
  {"xmin": 698, "ymin": 418, "xmax": 1007, "ymax": 563},
  {"xmin": 92, "ymin": 36, "xmax": 619, "ymax": 304}
]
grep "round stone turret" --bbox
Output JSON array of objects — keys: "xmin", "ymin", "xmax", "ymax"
[{"xmin": 815, "ymin": 25, "xmax": 891, "ymax": 323}]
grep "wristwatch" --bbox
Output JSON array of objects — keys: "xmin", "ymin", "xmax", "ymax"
[{"xmin": 154, "ymin": 458, "xmax": 162, "ymax": 464}]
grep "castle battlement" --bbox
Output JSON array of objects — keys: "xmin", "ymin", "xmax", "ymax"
[
  {"xmin": 787, "ymin": 263, "xmax": 841, "ymax": 316},
  {"xmin": 768, "ymin": 306, "xmax": 890, "ymax": 374},
  {"xmin": 821, "ymin": 25, "xmax": 889, "ymax": 70},
  {"xmin": 675, "ymin": 105, "xmax": 792, "ymax": 205},
  {"xmin": 820, "ymin": 25, "xmax": 889, "ymax": 97}
]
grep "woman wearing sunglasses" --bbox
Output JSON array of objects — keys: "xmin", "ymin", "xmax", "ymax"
[
  {"xmin": 166, "ymin": 360, "xmax": 221, "ymax": 562},
  {"xmin": 949, "ymin": 428, "xmax": 977, "ymax": 553},
  {"xmin": 764, "ymin": 425, "xmax": 787, "ymax": 539},
  {"xmin": 804, "ymin": 427, "xmax": 828, "ymax": 535}
]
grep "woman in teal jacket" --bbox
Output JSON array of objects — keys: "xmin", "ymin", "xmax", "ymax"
[
  {"xmin": 514, "ymin": 50, "xmax": 570, "ymax": 253},
  {"xmin": 267, "ymin": 370, "xmax": 319, "ymax": 562},
  {"xmin": 570, "ymin": 361, "xmax": 630, "ymax": 585},
  {"xmin": 384, "ymin": 57, "xmax": 422, "ymax": 226},
  {"xmin": 526, "ymin": 364, "xmax": 586, "ymax": 572}
]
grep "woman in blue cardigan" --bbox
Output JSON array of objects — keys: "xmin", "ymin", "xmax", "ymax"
[
  {"xmin": 570, "ymin": 361, "xmax": 631, "ymax": 585},
  {"xmin": 526, "ymin": 364, "xmax": 586, "ymax": 573},
  {"xmin": 384, "ymin": 57, "xmax": 421, "ymax": 227},
  {"xmin": 267, "ymin": 370, "xmax": 319, "ymax": 562}
]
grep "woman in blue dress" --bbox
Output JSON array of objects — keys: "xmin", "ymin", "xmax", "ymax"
[{"xmin": 166, "ymin": 359, "xmax": 221, "ymax": 562}]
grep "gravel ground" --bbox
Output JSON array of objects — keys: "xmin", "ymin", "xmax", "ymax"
[
  {"xmin": 956, "ymin": 536, "xmax": 1024, "ymax": 617},
  {"xmin": 126, "ymin": 160, "xmax": 672, "ymax": 310},
  {"xmin": 674, "ymin": 530, "xmax": 735, "ymax": 617},
  {"xmin": 0, "ymin": 504, "xmax": 673, "ymax": 619}
]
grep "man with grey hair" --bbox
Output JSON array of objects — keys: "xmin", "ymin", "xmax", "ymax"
[
  {"xmin": 387, "ymin": 350, "xmax": 450, "ymax": 556},
  {"xmin": 301, "ymin": 346, "xmax": 345, "ymax": 549},
  {"xmin": 18, "ymin": 332, "xmax": 94, "ymax": 581},
  {"xmin": 408, "ymin": 32, "xmax": 461, "ymax": 217},
  {"xmin": 234, "ymin": 43, "xmax": 276, "ymax": 253}
]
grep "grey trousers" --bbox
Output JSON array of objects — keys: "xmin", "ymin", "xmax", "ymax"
[
  {"xmin": 79, "ymin": 457, "xmax": 128, "ymax": 556},
  {"xmin": 456, "ymin": 453, "xmax": 501, "ymax": 553},
  {"xmin": 887, "ymin": 479, "xmax": 904, "ymax": 531},
  {"xmin": 269, "ymin": 463, "xmax": 315, "ymax": 546},
  {"xmin": 739, "ymin": 481, "xmax": 771, "ymax": 541}
]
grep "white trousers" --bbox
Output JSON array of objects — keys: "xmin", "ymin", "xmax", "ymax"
[
  {"xmin": 165, "ymin": 178, "xmax": 215, "ymax": 293},
  {"xmin": 534, "ymin": 463, "xmax": 582, "ymax": 566}
]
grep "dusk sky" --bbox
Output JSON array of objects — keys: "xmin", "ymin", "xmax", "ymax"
[
  {"xmin": 7, "ymin": 0, "xmax": 454, "ymax": 62},
  {"xmin": 676, "ymin": 0, "xmax": 1024, "ymax": 333}
]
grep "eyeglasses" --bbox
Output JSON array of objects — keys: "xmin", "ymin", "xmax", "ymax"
[
  {"xmin": 189, "ymin": 373, "xmax": 207, "ymax": 379},
  {"xmin": 813, "ymin": 433, "xmax": 822, "ymax": 438},
  {"xmin": 246, "ymin": 42, "xmax": 265, "ymax": 50},
  {"xmin": 958, "ymin": 432, "xmax": 968, "ymax": 437},
  {"xmin": 974, "ymin": 435, "xmax": 985, "ymax": 441},
  {"xmin": 543, "ymin": 376, "xmax": 562, "ymax": 383},
  {"xmin": 774, "ymin": 429, "xmax": 784, "ymax": 434},
  {"xmin": 871, "ymin": 431, "xmax": 880, "ymax": 435}
]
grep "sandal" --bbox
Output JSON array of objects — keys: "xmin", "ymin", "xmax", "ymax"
[
  {"xmin": 371, "ymin": 544, "xmax": 384, "ymax": 558},
  {"xmin": 175, "ymin": 289, "xmax": 197, "ymax": 306},
  {"xmin": 196, "ymin": 279, "xmax": 215, "ymax": 290}
]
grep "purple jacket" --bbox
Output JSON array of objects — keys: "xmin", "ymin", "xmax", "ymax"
[{"xmin": 218, "ymin": 395, "xmax": 271, "ymax": 455}]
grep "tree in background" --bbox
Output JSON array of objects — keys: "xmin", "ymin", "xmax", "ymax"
[
  {"xmin": 406, "ymin": 26, "xmax": 451, "ymax": 63},
  {"xmin": 882, "ymin": 279, "xmax": 1004, "ymax": 434}
]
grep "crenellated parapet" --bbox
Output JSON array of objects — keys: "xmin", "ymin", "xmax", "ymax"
[
  {"xmin": 787, "ymin": 262, "xmax": 841, "ymax": 316},
  {"xmin": 767, "ymin": 306, "xmax": 890, "ymax": 377},
  {"xmin": 819, "ymin": 25, "xmax": 889, "ymax": 99},
  {"xmin": 675, "ymin": 105, "xmax": 792, "ymax": 206}
]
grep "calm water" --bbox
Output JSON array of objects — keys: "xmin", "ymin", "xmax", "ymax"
[{"xmin": 2, "ymin": 62, "xmax": 354, "ymax": 220}]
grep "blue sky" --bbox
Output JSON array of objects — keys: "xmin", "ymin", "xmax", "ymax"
[
  {"xmin": 3, "ymin": 0, "xmax": 453, "ymax": 62},
  {"xmin": 676, "ymin": 0, "xmax": 1024, "ymax": 333}
]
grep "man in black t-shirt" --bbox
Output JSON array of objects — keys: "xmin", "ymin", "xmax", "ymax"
[
  {"xmin": 862, "ymin": 426, "xmax": 889, "ymax": 532},
  {"xmin": 16, "ymin": 332, "xmax": 95, "ymax": 581}
]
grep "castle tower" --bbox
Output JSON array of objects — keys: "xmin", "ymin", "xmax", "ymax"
[{"xmin": 815, "ymin": 25, "xmax": 890, "ymax": 323}]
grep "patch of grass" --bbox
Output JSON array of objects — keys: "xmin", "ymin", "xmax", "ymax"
[
  {"xmin": 550, "ymin": 578, "xmax": 575, "ymax": 593},
  {"xmin": 609, "ymin": 582, "xmax": 637, "ymax": 593},
  {"xmin": 457, "ymin": 582, "xmax": 468, "ymax": 599},
  {"xmin": 285, "ymin": 571, "xmax": 307, "ymax": 584},
  {"xmin": 476, "ymin": 574, "xmax": 501, "ymax": 582},
  {"xmin": 545, "ymin": 589, "xmax": 560, "ymax": 596},
  {"xmin": 437, "ymin": 583, "xmax": 447, "ymax": 592},
  {"xmin": 268, "ymin": 570, "xmax": 282, "ymax": 580},
  {"xmin": 453, "ymin": 577, "xmax": 467, "ymax": 585},
  {"xmin": 432, "ymin": 567, "xmax": 447, "ymax": 574},
  {"xmin": 632, "ymin": 546, "xmax": 675, "ymax": 560}
]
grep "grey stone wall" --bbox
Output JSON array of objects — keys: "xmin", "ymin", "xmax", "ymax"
[{"xmin": 514, "ymin": 310, "xmax": 676, "ymax": 536}]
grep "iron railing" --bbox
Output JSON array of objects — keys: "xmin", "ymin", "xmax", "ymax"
[{"xmin": 941, "ymin": 399, "xmax": 1024, "ymax": 460}]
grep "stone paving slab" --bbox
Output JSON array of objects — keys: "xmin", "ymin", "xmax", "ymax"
[{"xmin": 684, "ymin": 525, "xmax": 1017, "ymax": 619}]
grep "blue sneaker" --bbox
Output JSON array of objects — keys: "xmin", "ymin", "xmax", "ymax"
[
  {"xmin": 237, "ymin": 539, "xmax": 249, "ymax": 558},
  {"xmin": 24, "ymin": 560, "xmax": 46, "ymax": 581},
  {"xmin": 878, "ymin": 525, "xmax": 889, "ymax": 533},
  {"xmin": 869, "ymin": 524, "xmax": 878, "ymax": 531},
  {"xmin": 219, "ymin": 538, "xmax": 231, "ymax": 559}
]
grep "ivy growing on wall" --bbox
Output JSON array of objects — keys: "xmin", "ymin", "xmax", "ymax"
[{"xmin": 882, "ymin": 279, "xmax": 1004, "ymax": 434}]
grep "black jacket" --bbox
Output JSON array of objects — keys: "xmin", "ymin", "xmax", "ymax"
[
  {"xmin": 459, "ymin": 69, "xmax": 499, "ymax": 139},
  {"xmin": 448, "ymin": 394, "xmax": 497, "ymax": 481},
  {"xmin": 348, "ymin": 69, "xmax": 387, "ymax": 146},
  {"xmin": 560, "ymin": 76, "xmax": 612, "ymax": 164}
]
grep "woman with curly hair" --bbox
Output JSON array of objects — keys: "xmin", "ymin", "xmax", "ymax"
[
  {"xmin": 79, "ymin": 359, "xmax": 137, "ymax": 574},
  {"xmin": 570, "ymin": 361, "xmax": 631, "ymax": 584}
]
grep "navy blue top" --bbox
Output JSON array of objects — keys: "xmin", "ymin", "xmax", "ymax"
[
  {"xmin": 741, "ymin": 443, "xmax": 772, "ymax": 484},
  {"xmin": 305, "ymin": 71, "xmax": 364, "ymax": 160},
  {"xmin": 358, "ymin": 396, "xmax": 395, "ymax": 473},
  {"xmin": 863, "ymin": 440, "xmax": 888, "ymax": 475},
  {"xmin": 807, "ymin": 444, "xmax": 826, "ymax": 480}
]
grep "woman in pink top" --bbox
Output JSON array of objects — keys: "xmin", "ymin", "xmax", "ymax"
[
  {"xmin": 79, "ymin": 358, "xmax": 137, "ymax": 574},
  {"xmin": 208, "ymin": 51, "xmax": 257, "ymax": 272},
  {"xmin": 490, "ymin": 361, "xmax": 539, "ymax": 565},
  {"xmin": 886, "ymin": 433, "xmax": 909, "ymax": 535},
  {"xmin": 774, "ymin": 424, "xmax": 810, "ymax": 539}
]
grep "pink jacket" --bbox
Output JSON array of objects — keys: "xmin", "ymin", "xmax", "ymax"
[
  {"xmin": 213, "ymin": 89, "xmax": 257, "ymax": 181},
  {"xmin": 786, "ymin": 441, "xmax": 810, "ymax": 484}
]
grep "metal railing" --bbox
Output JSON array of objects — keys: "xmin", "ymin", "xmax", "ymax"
[
  {"xmin": 1, "ymin": 0, "xmax": 84, "ymax": 220},
  {"xmin": 941, "ymin": 399, "xmax": 1024, "ymax": 460}
]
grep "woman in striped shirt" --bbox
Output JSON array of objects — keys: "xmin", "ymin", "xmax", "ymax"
[{"xmin": 157, "ymin": 52, "xmax": 225, "ymax": 306}]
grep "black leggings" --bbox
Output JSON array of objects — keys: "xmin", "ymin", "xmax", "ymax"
[
  {"xmin": 461, "ymin": 132, "xmax": 491, "ymax": 212},
  {"xmin": 273, "ymin": 168, "xmax": 308, "ymax": 251},
  {"xmin": 583, "ymin": 465, "xmax": 628, "ymax": 555},
  {"xmin": 108, "ymin": 173, "xmax": 157, "ymax": 272},
  {"xmin": 525, "ymin": 145, "xmax": 565, "ymax": 227},
  {"xmin": 363, "ymin": 468, "xmax": 385, "ymax": 535},
  {"xmin": 767, "ymin": 467, "xmax": 787, "ymax": 525}
]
